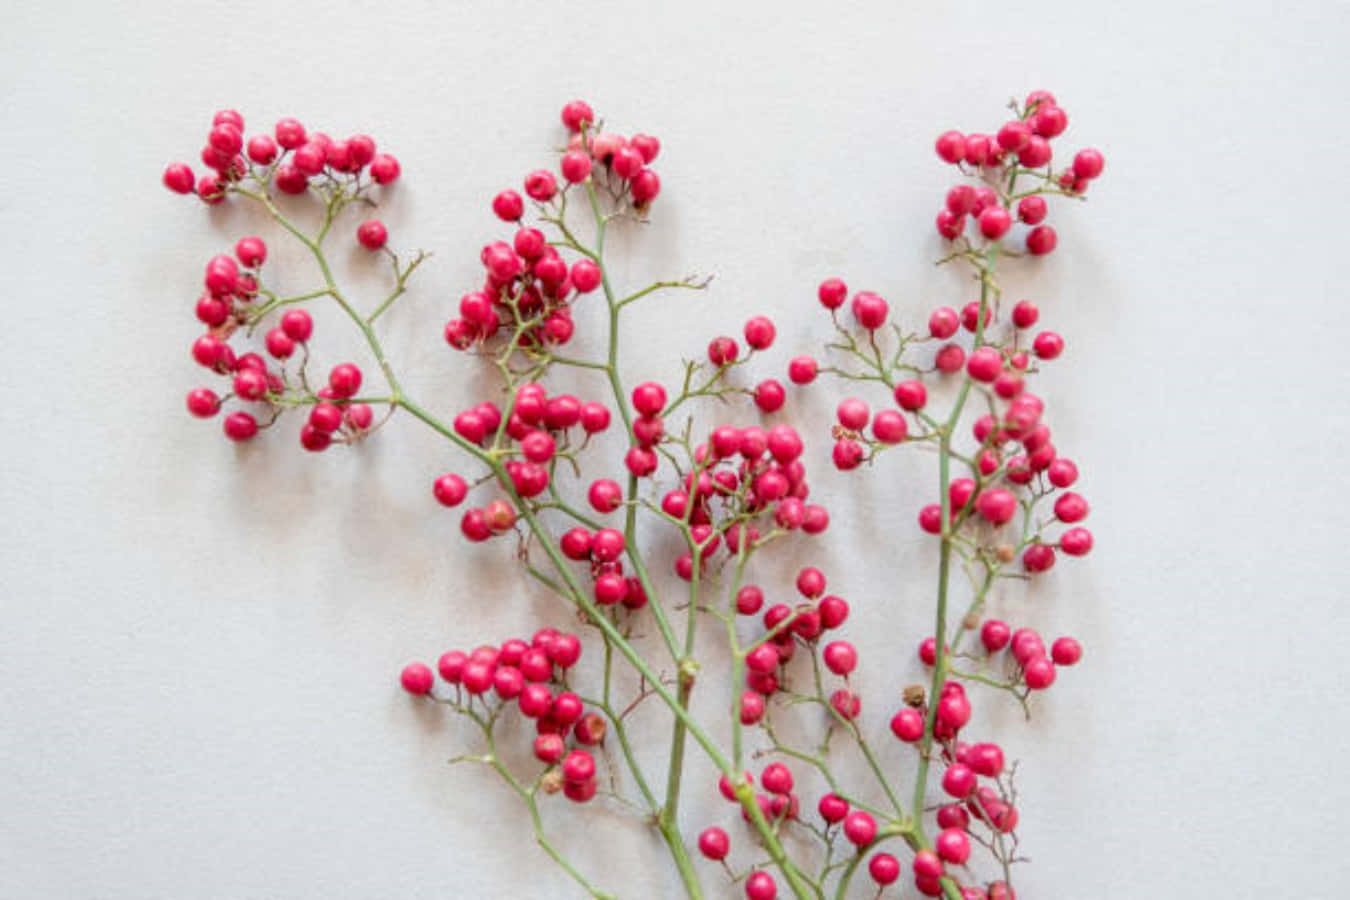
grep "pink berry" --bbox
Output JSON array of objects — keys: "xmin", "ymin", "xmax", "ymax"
[
  {"xmin": 822, "ymin": 641, "xmax": 858, "ymax": 676},
  {"xmin": 913, "ymin": 850, "xmax": 944, "ymax": 881},
  {"xmin": 571, "ymin": 259, "xmax": 602, "ymax": 293},
  {"xmin": 163, "ymin": 163, "xmax": 195, "ymax": 193},
  {"xmin": 981, "ymin": 620, "xmax": 1011, "ymax": 652},
  {"xmin": 818, "ymin": 277, "xmax": 847, "ymax": 309},
  {"xmin": 935, "ymin": 131, "xmax": 967, "ymax": 163},
  {"xmin": 1033, "ymin": 331, "xmax": 1064, "ymax": 359},
  {"xmin": 754, "ymin": 379, "xmax": 786, "ymax": 413},
  {"xmin": 357, "ymin": 219, "xmax": 387, "ymax": 250},
  {"xmin": 434, "ymin": 474, "xmax": 468, "ymax": 507},
  {"xmin": 872, "ymin": 410, "xmax": 908, "ymax": 444},
  {"xmin": 273, "ymin": 118, "xmax": 306, "ymax": 149},
  {"xmin": 1060, "ymin": 526, "xmax": 1093, "ymax": 556},
  {"xmin": 744, "ymin": 315, "xmax": 776, "ymax": 350},
  {"xmin": 631, "ymin": 382, "xmax": 666, "ymax": 416},
  {"xmin": 936, "ymin": 343, "xmax": 966, "ymax": 373},
  {"xmin": 869, "ymin": 853, "xmax": 900, "ymax": 885},
  {"xmin": 936, "ymin": 827, "xmax": 971, "ymax": 864},
  {"xmin": 936, "ymin": 208, "xmax": 965, "ymax": 240},
  {"xmin": 818, "ymin": 793, "xmax": 849, "ymax": 823},
  {"xmin": 1026, "ymin": 225, "xmax": 1058, "ymax": 255},
  {"xmin": 1024, "ymin": 657, "xmax": 1057, "ymax": 689},
  {"xmin": 328, "ymin": 363, "xmax": 362, "ymax": 398},
  {"xmin": 1052, "ymin": 636, "xmax": 1083, "ymax": 666},
  {"xmin": 185, "ymin": 388, "xmax": 220, "ymax": 418},
  {"xmin": 851, "ymin": 291, "xmax": 888, "ymax": 330},
  {"xmin": 708, "ymin": 336, "xmax": 740, "ymax": 366},
  {"xmin": 890, "ymin": 707, "xmax": 925, "ymax": 742},
  {"xmin": 787, "ymin": 356, "xmax": 818, "ymax": 385},
  {"xmin": 1073, "ymin": 148, "xmax": 1105, "ymax": 179},
  {"xmin": 796, "ymin": 567, "xmax": 825, "ymax": 598},
  {"xmin": 1017, "ymin": 195, "xmax": 1048, "ymax": 225},
  {"xmin": 893, "ymin": 379, "xmax": 927, "ymax": 411},
  {"xmin": 942, "ymin": 763, "xmax": 976, "ymax": 798},
  {"xmin": 1018, "ymin": 135, "xmax": 1053, "ymax": 168},
  {"xmin": 588, "ymin": 478, "xmax": 623, "ymax": 513},
  {"xmin": 836, "ymin": 397, "xmax": 870, "ymax": 431},
  {"xmin": 399, "ymin": 662, "xmax": 434, "ymax": 695},
  {"xmin": 492, "ymin": 189, "xmax": 524, "ymax": 221},
  {"xmin": 698, "ymin": 826, "xmax": 730, "ymax": 860},
  {"xmin": 978, "ymin": 206, "xmax": 1012, "ymax": 240},
  {"xmin": 761, "ymin": 762, "xmax": 793, "ymax": 795},
  {"xmin": 996, "ymin": 120, "xmax": 1031, "ymax": 152},
  {"xmin": 966, "ymin": 347, "xmax": 1003, "ymax": 382},
  {"xmin": 560, "ymin": 150, "xmax": 592, "ymax": 183},
  {"xmin": 1011, "ymin": 300, "xmax": 1039, "ymax": 329},
  {"xmin": 370, "ymin": 153, "xmax": 401, "ymax": 184},
  {"xmin": 1054, "ymin": 491, "xmax": 1089, "ymax": 523},
  {"xmin": 929, "ymin": 307, "xmax": 960, "ymax": 339},
  {"xmin": 560, "ymin": 100, "xmax": 594, "ymax": 132},
  {"xmin": 745, "ymin": 872, "xmax": 777, "ymax": 900},
  {"xmin": 234, "ymin": 236, "xmax": 267, "ymax": 267},
  {"xmin": 222, "ymin": 411, "xmax": 258, "ymax": 441},
  {"xmin": 975, "ymin": 488, "xmax": 1018, "ymax": 525},
  {"xmin": 843, "ymin": 810, "xmax": 877, "ymax": 846},
  {"xmin": 562, "ymin": 749, "xmax": 595, "ymax": 784}
]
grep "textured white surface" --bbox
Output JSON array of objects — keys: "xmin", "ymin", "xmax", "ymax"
[{"xmin": 3, "ymin": 1, "xmax": 1349, "ymax": 897}]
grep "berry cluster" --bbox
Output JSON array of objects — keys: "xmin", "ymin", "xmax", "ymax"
[
  {"xmin": 933, "ymin": 90, "xmax": 1104, "ymax": 255},
  {"xmin": 163, "ymin": 94, "xmax": 1104, "ymax": 900},
  {"xmin": 399, "ymin": 628, "xmax": 607, "ymax": 802},
  {"xmin": 165, "ymin": 111, "xmax": 412, "ymax": 450}
]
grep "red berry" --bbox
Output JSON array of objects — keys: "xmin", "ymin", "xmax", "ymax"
[
  {"xmin": 560, "ymin": 100, "xmax": 594, "ymax": 132},
  {"xmin": 1073, "ymin": 148, "xmax": 1105, "ymax": 179},
  {"xmin": 851, "ymin": 291, "xmax": 888, "ymax": 330},
  {"xmin": 929, "ymin": 306, "xmax": 959, "ymax": 338},
  {"xmin": 1060, "ymin": 526, "xmax": 1093, "ymax": 556},
  {"xmin": 936, "ymin": 343, "xmax": 966, "ymax": 373},
  {"xmin": 1026, "ymin": 225, "xmax": 1057, "ymax": 255},
  {"xmin": 893, "ymin": 379, "xmax": 927, "ymax": 411},
  {"xmin": 1017, "ymin": 195, "xmax": 1048, "ymax": 225},
  {"xmin": 1033, "ymin": 331, "xmax": 1064, "ymax": 359},
  {"xmin": 978, "ymin": 206, "xmax": 1012, "ymax": 240},
  {"xmin": 818, "ymin": 277, "xmax": 847, "ymax": 309},
  {"xmin": 399, "ymin": 662, "xmax": 434, "ymax": 695},
  {"xmin": 787, "ymin": 356, "xmax": 818, "ymax": 385},
  {"xmin": 560, "ymin": 150, "xmax": 592, "ymax": 183},
  {"xmin": 185, "ymin": 388, "xmax": 220, "ymax": 418},
  {"xmin": 872, "ymin": 410, "xmax": 908, "ymax": 444},
  {"xmin": 698, "ymin": 826, "xmax": 730, "ymax": 860},
  {"xmin": 1054, "ymin": 491, "xmax": 1089, "ymax": 522},
  {"xmin": 631, "ymin": 382, "xmax": 666, "ymax": 416},
  {"xmin": 745, "ymin": 872, "xmax": 777, "ymax": 900},
  {"xmin": 744, "ymin": 315, "xmax": 776, "ymax": 350},
  {"xmin": 869, "ymin": 853, "xmax": 900, "ymax": 885},
  {"xmin": 942, "ymin": 763, "xmax": 976, "ymax": 798},
  {"xmin": 975, "ymin": 488, "xmax": 1018, "ymax": 525},
  {"xmin": 996, "ymin": 121, "xmax": 1031, "ymax": 152},
  {"xmin": 492, "ymin": 189, "xmax": 524, "ymax": 221},
  {"xmin": 357, "ymin": 219, "xmax": 388, "ymax": 250},
  {"xmin": 234, "ymin": 236, "xmax": 267, "ymax": 268},
  {"xmin": 163, "ymin": 163, "xmax": 195, "ymax": 193},
  {"xmin": 434, "ymin": 474, "xmax": 468, "ymax": 507},
  {"xmin": 890, "ymin": 707, "xmax": 925, "ymax": 742},
  {"xmin": 328, "ymin": 363, "xmax": 362, "ymax": 398},
  {"xmin": 562, "ymin": 749, "xmax": 595, "ymax": 783},
  {"xmin": 981, "ymin": 620, "xmax": 1011, "ymax": 652},
  {"xmin": 222, "ymin": 411, "xmax": 258, "ymax": 441},
  {"xmin": 370, "ymin": 154, "xmax": 401, "ymax": 184},
  {"xmin": 935, "ymin": 131, "xmax": 967, "ymax": 163},
  {"xmin": 1024, "ymin": 657, "xmax": 1057, "ymax": 689},
  {"xmin": 843, "ymin": 811, "xmax": 877, "ymax": 846}
]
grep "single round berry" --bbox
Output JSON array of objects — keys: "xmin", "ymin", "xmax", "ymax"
[
  {"xmin": 234, "ymin": 236, "xmax": 267, "ymax": 268},
  {"xmin": 872, "ymin": 410, "xmax": 908, "ymax": 444},
  {"xmin": 818, "ymin": 793, "xmax": 849, "ymax": 823},
  {"xmin": 434, "ymin": 473, "xmax": 468, "ymax": 507},
  {"xmin": 869, "ymin": 853, "xmax": 900, "ymax": 885},
  {"xmin": 744, "ymin": 871, "xmax": 777, "ymax": 900},
  {"xmin": 698, "ymin": 826, "xmax": 730, "ymax": 860},
  {"xmin": 935, "ymin": 130, "xmax": 967, "ymax": 163},
  {"xmin": 1052, "ymin": 636, "xmax": 1083, "ymax": 666},
  {"xmin": 492, "ymin": 189, "xmax": 524, "ymax": 221},
  {"xmin": 1017, "ymin": 195, "xmax": 1047, "ymax": 225},
  {"xmin": 822, "ymin": 641, "xmax": 858, "ymax": 676},
  {"xmin": 966, "ymin": 347, "xmax": 1003, "ymax": 382},
  {"xmin": 1026, "ymin": 225, "xmax": 1058, "ymax": 255},
  {"xmin": 890, "ymin": 707, "xmax": 925, "ymax": 742},
  {"xmin": 185, "ymin": 388, "xmax": 220, "ymax": 418},
  {"xmin": 761, "ymin": 762, "xmax": 794, "ymax": 795},
  {"xmin": 588, "ymin": 478, "xmax": 623, "ymax": 513},
  {"xmin": 978, "ymin": 206, "xmax": 1012, "ymax": 240},
  {"xmin": 399, "ymin": 662, "xmax": 434, "ymax": 695},
  {"xmin": 163, "ymin": 163, "xmax": 195, "ymax": 194},
  {"xmin": 631, "ymin": 382, "xmax": 666, "ymax": 416},
  {"xmin": 818, "ymin": 278, "xmax": 847, "ymax": 309},
  {"xmin": 1054, "ymin": 491, "xmax": 1090, "ymax": 522},
  {"xmin": 981, "ymin": 620, "xmax": 1011, "ymax": 652},
  {"xmin": 222, "ymin": 411, "xmax": 258, "ymax": 441},
  {"xmin": 744, "ymin": 315, "xmax": 776, "ymax": 350},
  {"xmin": 1073, "ymin": 148, "xmax": 1105, "ymax": 179},
  {"xmin": 1011, "ymin": 300, "xmax": 1039, "ymax": 329},
  {"xmin": 787, "ymin": 356, "xmax": 818, "ymax": 385},
  {"xmin": 560, "ymin": 100, "xmax": 594, "ymax": 132},
  {"xmin": 894, "ymin": 379, "xmax": 927, "ymax": 411},
  {"xmin": 357, "ymin": 219, "xmax": 388, "ymax": 250},
  {"xmin": 328, "ymin": 363, "xmax": 362, "ymax": 398},
  {"xmin": 560, "ymin": 150, "xmax": 592, "ymax": 183},
  {"xmin": 1024, "ymin": 656, "xmax": 1057, "ymax": 689},
  {"xmin": 836, "ymin": 397, "xmax": 870, "ymax": 430},
  {"xmin": 843, "ymin": 810, "xmax": 877, "ymax": 846},
  {"xmin": 851, "ymin": 291, "xmax": 888, "ymax": 330},
  {"xmin": 1060, "ymin": 526, "xmax": 1094, "ymax": 556}
]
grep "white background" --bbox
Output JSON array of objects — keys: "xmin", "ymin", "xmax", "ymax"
[{"xmin": 3, "ymin": 1, "xmax": 1348, "ymax": 897}]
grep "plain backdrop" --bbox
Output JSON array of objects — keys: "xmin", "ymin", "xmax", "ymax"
[{"xmin": 2, "ymin": 1, "xmax": 1348, "ymax": 897}]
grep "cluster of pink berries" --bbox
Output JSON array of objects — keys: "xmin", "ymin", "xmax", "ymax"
[
  {"xmin": 933, "ymin": 90, "xmax": 1104, "ymax": 255},
  {"xmin": 167, "ymin": 111, "xmax": 405, "ymax": 447},
  {"xmin": 163, "ymin": 110, "xmax": 401, "ymax": 249},
  {"xmin": 442, "ymin": 101, "xmax": 661, "ymax": 354},
  {"xmin": 432, "ymin": 381, "xmax": 613, "ymax": 540},
  {"xmin": 400, "ymin": 628, "xmax": 607, "ymax": 802}
]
